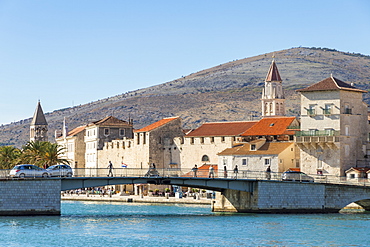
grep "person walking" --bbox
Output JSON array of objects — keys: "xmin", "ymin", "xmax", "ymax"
[
  {"xmin": 233, "ymin": 165, "xmax": 238, "ymax": 179},
  {"xmin": 107, "ymin": 161, "xmax": 114, "ymax": 177},
  {"xmin": 223, "ymin": 165, "xmax": 228, "ymax": 178},
  {"xmin": 192, "ymin": 164, "xmax": 198, "ymax": 177},
  {"xmin": 266, "ymin": 166, "xmax": 271, "ymax": 180},
  {"xmin": 208, "ymin": 165, "xmax": 215, "ymax": 178}
]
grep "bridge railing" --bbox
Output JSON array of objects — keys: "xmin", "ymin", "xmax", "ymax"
[{"xmin": 1, "ymin": 167, "xmax": 370, "ymax": 187}]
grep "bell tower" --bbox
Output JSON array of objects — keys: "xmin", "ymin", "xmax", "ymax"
[
  {"xmin": 30, "ymin": 101, "xmax": 48, "ymax": 142},
  {"xmin": 261, "ymin": 58, "xmax": 285, "ymax": 116}
]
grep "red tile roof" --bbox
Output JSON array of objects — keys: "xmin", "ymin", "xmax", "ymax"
[
  {"xmin": 240, "ymin": 117, "xmax": 297, "ymax": 136},
  {"xmin": 89, "ymin": 116, "xmax": 131, "ymax": 127},
  {"xmin": 135, "ymin": 117, "xmax": 179, "ymax": 132},
  {"xmin": 186, "ymin": 121, "xmax": 257, "ymax": 137},
  {"xmin": 297, "ymin": 76, "xmax": 367, "ymax": 93},
  {"xmin": 265, "ymin": 60, "xmax": 282, "ymax": 82},
  {"xmin": 67, "ymin": 125, "xmax": 86, "ymax": 137},
  {"xmin": 218, "ymin": 142, "xmax": 293, "ymax": 156},
  {"xmin": 345, "ymin": 167, "xmax": 370, "ymax": 173}
]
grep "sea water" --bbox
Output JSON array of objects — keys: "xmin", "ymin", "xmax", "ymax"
[{"xmin": 0, "ymin": 201, "xmax": 369, "ymax": 246}]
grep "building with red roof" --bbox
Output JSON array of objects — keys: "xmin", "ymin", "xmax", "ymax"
[{"xmin": 296, "ymin": 75, "xmax": 370, "ymax": 176}]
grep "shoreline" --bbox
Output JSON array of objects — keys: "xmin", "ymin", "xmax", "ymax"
[{"xmin": 61, "ymin": 193, "xmax": 212, "ymax": 205}]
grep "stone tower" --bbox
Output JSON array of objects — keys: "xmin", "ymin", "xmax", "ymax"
[
  {"xmin": 261, "ymin": 58, "xmax": 285, "ymax": 116},
  {"xmin": 30, "ymin": 101, "xmax": 48, "ymax": 142}
]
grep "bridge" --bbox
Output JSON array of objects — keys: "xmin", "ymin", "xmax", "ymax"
[{"xmin": 1, "ymin": 168, "xmax": 370, "ymax": 215}]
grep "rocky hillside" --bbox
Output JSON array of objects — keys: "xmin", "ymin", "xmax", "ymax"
[{"xmin": 1, "ymin": 47, "xmax": 370, "ymax": 147}]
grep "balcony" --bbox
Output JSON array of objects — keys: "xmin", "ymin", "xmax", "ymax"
[{"xmin": 295, "ymin": 130, "xmax": 340, "ymax": 149}]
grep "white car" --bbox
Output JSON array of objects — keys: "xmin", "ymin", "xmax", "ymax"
[
  {"xmin": 47, "ymin": 164, "xmax": 73, "ymax": 177},
  {"xmin": 9, "ymin": 164, "xmax": 50, "ymax": 178},
  {"xmin": 282, "ymin": 171, "xmax": 314, "ymax": 182}
]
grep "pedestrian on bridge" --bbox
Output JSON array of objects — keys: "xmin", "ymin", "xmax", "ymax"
[
  {"xmin": 107, "ymin": 161, "xmax": 114, "ymax": 177},
  {"xmin": 209, "ymin": 165, "xmax": 215, "ymax": 178},
  {"xmin": 266, "ymin": 166, "xmax": 271, "ymax": 180},
  {"xmin": 192, "ymin": 165, "xmax": 198, "ymax": 177},
  {"xmin": 233, "ymin": 165, "xmax": 238, "ymax": 179},
  {"xmin": 224, "ymin": 165, "xmax": 228, "ymax": 178}
]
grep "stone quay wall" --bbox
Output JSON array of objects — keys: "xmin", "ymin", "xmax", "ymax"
[
  {"xmin": 213, "ymin": 181, "xmax": 370, "ymax": 213},
  {"xmin": 0, "ymin": 179, "xmax": 61, "ymax": 216}
]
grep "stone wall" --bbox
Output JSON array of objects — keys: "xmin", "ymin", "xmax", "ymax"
[{"xmin": 0, "ymin": 180, "xmax": 61, "ymax": 216}]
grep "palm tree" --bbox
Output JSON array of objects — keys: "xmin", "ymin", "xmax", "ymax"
[
  {"xmin": 42, "ymin": 142, "xmax": 70, "ymax": 168},
  {"xmin": 0, "ymin": 146, "xmax": 21, "ymax": 169},
  {"xmin": 21, "ymin": 141, "xmax": 69, "ymax": 168}
]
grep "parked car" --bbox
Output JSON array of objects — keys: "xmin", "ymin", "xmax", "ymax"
[
  {"xmin": 9, "ymin": 164, "xmax": 50, "ymax": 178},
  {"xmin": 282, "ymin": 171, "xmax": 314, "ymax": 182},
  {"xmin": 47, "ymin": 164, "xmax": 73, "ymax": 177}
]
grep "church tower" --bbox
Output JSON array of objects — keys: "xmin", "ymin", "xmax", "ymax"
[
  {"xmin": 30, "ymin": 101, "xmax": 48, "ymax": 142},
  {"xmin": 261, "ymin": 58, "xmax": 285, "ymax": 116}
]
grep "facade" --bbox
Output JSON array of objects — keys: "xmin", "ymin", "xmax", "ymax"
[
  {"xmin": 261, "ymin": 59, "xmax": 285, "ymax": 117},
  {"xmin": 174, "ymin": 121, "xmax": 257, "ymax": 170},
  {"xmin": 84, "ymin": 116, "xmax": 133, "ymax": 170},
  {"xmin": 98, "ymin": 117, "xmax": 184, "ymax": 171},
  {"xmin": 30, "ymin": 101, "xmax": 48, "ymax": 142},
  {"xmin": 218, "ymin": 140, "xmax": 296, "ymax": 175},
  {"xmin": 55, "ymin": 124, "xmax": 86, "ymax": 171},
  {"xmin": 296, "ymin": 76, "xmax": 370, "ymax": 176}
]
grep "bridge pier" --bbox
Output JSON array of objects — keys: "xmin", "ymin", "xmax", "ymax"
[{"xmin": 0, "ymin": 179, "xmax": 61, "ymax": 216}]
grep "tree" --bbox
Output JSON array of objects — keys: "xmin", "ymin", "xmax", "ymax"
[
  {"xmin": 42, "ymin": 142, "xmax": 70, "ymax": 168},
  {"xmin": 0, "ymin": 146, "xmax": 21, "ymax": 169},
  {"xmin": 21, "ymin": 141, "xmax": 69, "ymax": 168}
]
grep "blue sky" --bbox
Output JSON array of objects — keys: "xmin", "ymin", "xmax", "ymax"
[{"xmin": 0, "ymin": 0, "xmax": 369, "ymax": 125}]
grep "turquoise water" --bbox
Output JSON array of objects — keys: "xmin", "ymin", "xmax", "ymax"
[{"xmin": 1, "ymin": 201, "xmax": 370, "ymax": 246}]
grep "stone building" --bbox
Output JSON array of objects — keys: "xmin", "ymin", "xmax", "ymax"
[
  {"xmin": 296, "ymin": 76, "xmax": 370, "ymax": 176},
  {"xmin": 30, "ymin": 101, "xmax": 48, "ymax": 142},
  {"xmin": 97, "ymin": 116, "xmax": 183, "ymax": 172},
  {"xmin": 218, "ymin": 140, "xmax": 296, "ymax": 176},
  {"xmin": 55, "ymin": 123, "xmax": 87, "ymax": 171},
  {"xmin": 174, "ymin": 121, "xmax": 257, "ymax": 171},
  {"xmin": 84, "ymin": 116, "xmax": 133, "ymax": 172}
]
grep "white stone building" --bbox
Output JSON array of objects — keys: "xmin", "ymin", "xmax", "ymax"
[{"xmin": 296, "ymin": 76, "xmax": 370, "ymax": 176}]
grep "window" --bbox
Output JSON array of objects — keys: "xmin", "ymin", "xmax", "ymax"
[
  {"xmin": 264, "ymin": 158, "xmax": 270, "ymax": 166},
  {"xmin": 221, "ymin": 137, "xmax": 225, "ymax": 142},
  {"xmin": 251, "ymin": 144, "xmax": 256, "ymax": 151},
  {"xmin": 119, "ymin": 129, "xmax": 125, "ymax": 136},
  {"xmin": 200, "ymin": 137, "xmax": 204, "ymax": 144},
  {"xmin": 190, "ymin": 137, "xmax": 194, "ymax": 144},
  {"xmin": 325, "ymin": 128, "xmax": 334, "ymax": 136},
  {"xmin": 344, "ymin": 104, "xmax": 352, "ymax": 114},
  {"xmin": 242, "ymin": 159, "xmax": 247, "ymax": 166},
  {"xmin": 210, "ymin": 137, "xmax": 214, "ymax": 143},
  {"xmin": 137, "ymin": 133, "xmax": 140, "ymax": 145},
  {"xmin": 345, "ymin": 125, "xmax": 349, "ymax": 136},
  {"xmin": 309, "ymin": 129, "xmax": 317, "ymax": 136},
  {"xmin": 344, "ymin": 145, "xmax": 350, "ymax": 157},
  {"xmin": 323, "ymin": 104, "xmax": 331, "ymax": 115},
  {"xmin": 104, "ymin": 128, "xmax": 110, "ymax": 136},
  {"xmin": 143, "ymin": 132, "xmax": 146, "ymax": 144},
  {"xmin": 201, "ymin": 155, "xmax": 209, "ymax": 162},
  {"xmin": 307, "ymin": 105, "xmax": 316, "ymax": 116},
  {"xmin": 317, "ymin": 156, "xmax": 323, "ymax": 169}
]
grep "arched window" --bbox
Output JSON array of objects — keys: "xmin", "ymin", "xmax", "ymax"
[{"xmin": 201, "ymin": 155, "xmax": 209, "ymax": 162}]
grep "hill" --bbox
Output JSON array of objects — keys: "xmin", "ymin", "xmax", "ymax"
[{"xmin": 1, "ymin": 47, "xmax": 370, "ymax": 147}]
